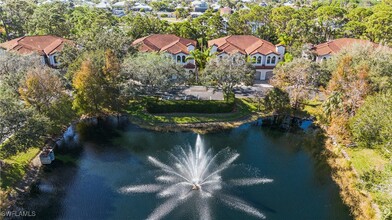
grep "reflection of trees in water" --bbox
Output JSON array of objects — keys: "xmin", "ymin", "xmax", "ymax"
[
  {"xmin": 301, "ymin": 128, "xmax": 332, "ymax": 185},
  {"xmin": 76, "ymin": 116, "xmax": 128, "ymax": 143}
]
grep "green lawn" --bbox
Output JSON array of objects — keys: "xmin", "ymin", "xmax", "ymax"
[
  {"xmin": 346, "ymin": 147, "xmax": 392, "ymax": 219},
  {"xmin": 345, "ymin": 147, "xmax": 388, "ymax": 175},
  {"xmin": 127, "ymin": 98, "xmax": 259, "ymax": 125},
  {"xmin": 1, "ymin": 147, "xmax": 40, "ymax": 190}
]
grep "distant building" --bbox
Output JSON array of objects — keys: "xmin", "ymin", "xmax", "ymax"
[
  {"xmin": 132, "ymin": 34, "xmax": 197, "ymax": 73},
  {"xmin": 208, "ymin": 35, "xmax": 285, "ymax": 81},
  {"xmin": 259, "ymin": 2, "xmax": 268, "ymax": 7},
  {"xmin": 0, "ymin": 35, "xmax": 74, "ymax": 67},
  {"xmin": 131, "ymin": 3, "xmax": 152, "ymax": 12},
  {"xmin": 220, "ymin": 7, "xmax": 232, "ymax": 16},
  {"xmin": 306, "ymin": 38, "xmax": 380, "ymax": 62},
  {"xmin": 192, "ymin": 1, "xmax": 208, "ymax": 12},
  {"xmin": 190, "ymin": 12, "xmax": 203, "ymax": 18},
  {"xmin": 112, "ymin": 1, "xmax": 127, "ymax": 17},
  {"xmin": 96, "ymin": 1, "xmax": 111, "ymax": 10},
  {"xmin": 75, "ymin": 1, "xmax": 96, "ymax": 7},
  {"xmin": 211, "ymin": 4, "xmax": 221, "ymax": 12}
]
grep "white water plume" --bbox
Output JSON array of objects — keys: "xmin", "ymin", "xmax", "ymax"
[
  {"xmin": 119, "ymin": 134, "xmax": 272, "ymax": 219},
  {"xmin": 229, "ymin": 178, "xmax": 274, "ymax": 186}
]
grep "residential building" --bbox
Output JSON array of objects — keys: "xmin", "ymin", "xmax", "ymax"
[
  {"xmin": 306, "ymin": 38, "xmax": 380, "ymax": 62},
  {"xmin": 112, "ymin": 1, "xmax": 127, "ymax": 17},
  {"xmin": 131, "ymin": 3, "xmax": 152, "ymax": 12},
  {"xmin": 208, "ymin": 35, "xmax": 285, "ymax": 81},
  {"xmin": 211, "ymin": 4, "xmax": 221, "ymax": 12},
  {"xmin": 219, "ymin": 7, "xmax": 232, "ymax": 16},
  {"xmin": 0, "ymin": 35, "xmax": 74, "ymax": 67},
  {"xmin": 95, "ymin": 1, "xmax": 111, "ymax": 10},
  {"xmin": 192, "ymin": 0, "xmax": 208, "ymax": 12},
  {"xmin": 132, "ymin": 34, "xmax": 197, "ymax": 73}
]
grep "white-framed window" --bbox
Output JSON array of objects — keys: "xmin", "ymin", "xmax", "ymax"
[
  {"xmin": 177, "ymin": 55, "xmax": 181, "ymax": 63},
  {"xmin": 271, "ymin": 56, "xmax": 276, "ymax": 64},
  {"xmin": 267, "ymin": 56, "xmax": 271, "ymax": 64},
  {"xmin": 256, "ymin": 56, "xmax": 262, "ymax": 64},
  {"xmin": 182, "ymin": 55, "xmax": 186, "ymax": 63}
]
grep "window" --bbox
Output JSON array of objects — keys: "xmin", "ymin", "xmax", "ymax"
[
  {"xmin": 257, "ymin": 56, "xmax": 262, "ymax": 64},
  {"xmin": 271, "ymin": 56, "xmax": 276, "ymax": 64},
  {"xmin": 53, "ymin": 55, "xmax": 58, "ymax": 64},
  {"xmin": 177, "ymin": 55, "xmax": 181, "ymax": 63},
  {"xmin": 267, "ymin": 56, "xmax": 271, "ymax": 64},
  {"xmin": 182, "ymin": 55, "xmax": 186, "ymax": 63}
]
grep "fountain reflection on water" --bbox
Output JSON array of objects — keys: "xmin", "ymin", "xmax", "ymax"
[{"xmin": 119, "ymin": 135, "xmax": 273, "ymax": 220}]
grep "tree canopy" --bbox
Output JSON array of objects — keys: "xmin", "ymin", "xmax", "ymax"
[
  {"xmin": 203, "ymin": 54, "xmax": 254, "ymax": 101},
  {"xmin": 121, "ymin": 53, "xmax": 188, "ymax": 96}
]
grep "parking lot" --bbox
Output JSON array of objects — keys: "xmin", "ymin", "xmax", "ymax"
[{"xmin": 160, "ymin": 83, "xmax": 274, "ymax": 100}]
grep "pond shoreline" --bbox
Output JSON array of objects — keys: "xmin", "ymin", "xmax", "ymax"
[
  {"xmin": 322, "ymin": 133, "xmax": 379, "ymax": 220},
  {"xmin": 3, "ymin": 113, "xmax": 366, "ymax": 220},
  {"xmin": 2, "ymin": 113, "xmax": 260, "ymax": 215},
  {"xmin": 127, "ymin": 114, "xmax": 261, "ymax": 134}
]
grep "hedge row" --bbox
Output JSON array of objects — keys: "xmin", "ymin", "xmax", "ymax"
[{"xmin": 146, "ymin": 99, "xmax": 235, "ymax": 114}]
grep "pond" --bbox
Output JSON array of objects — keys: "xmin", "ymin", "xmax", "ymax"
[{"xmin": 24, "ymin": 122, "xmax": 352, "ymax": 220}]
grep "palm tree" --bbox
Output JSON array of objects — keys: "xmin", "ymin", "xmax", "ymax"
[
  {"xmin": 186, "ymin": 47, "xmax": 215, "ymax": 83},
  {"xmin": 323, "ymin": 91, "xmax": 343, "ymax": 117}
]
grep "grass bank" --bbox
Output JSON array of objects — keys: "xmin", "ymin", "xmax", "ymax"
[
  {"xmin": 345, "ymin": 147, "xmax": 392, "ymax": 219},
  {"xmin": 0, "ymin": 147, "xmax": 40, "ymax": 190},
  {"xmin": 303, "ymin": 100, "xmax": 391, "ymax": 220},
  {"xmin": 0, "ymin": 147, "xmax": 40, "ymax": 208},
  {"xmin": 126, "ymin": 98, "xmax": 260, "ymax": 132}
]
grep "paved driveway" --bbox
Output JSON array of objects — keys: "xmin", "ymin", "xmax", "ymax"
[{"xmin": 163, "ymin": 83, "xmax": 274, "ymax": 100}]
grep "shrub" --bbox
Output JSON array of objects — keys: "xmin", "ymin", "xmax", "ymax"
[
  {"xmin": 263, "ymin": 88, "xmax": 291, "ymax": 114},
  {"xmin": 146, "ymin": 99, "xmax": 235, "ymax": 114},
  {"xmin": 350, "ymin": 92, "xmax": 392, "ymax": 151}
]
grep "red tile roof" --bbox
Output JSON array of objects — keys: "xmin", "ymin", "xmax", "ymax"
[
  {"xmin": 220, "ymin": 7, "xmax": 232, "ymax": 15},
  {"xmin": 312, "ymin": 38, "xmax": 380, "ymax": 56},
  {"xmin": 208, "ymin": 35, "xmax": 280, "ymax": 56},
  {"xmin": 132, "ymin": 34, "xmax": 197, "ymax": 55},
  {"xmin": 0, "ymin": 35, "xmax": 74, "ymax": 56}
]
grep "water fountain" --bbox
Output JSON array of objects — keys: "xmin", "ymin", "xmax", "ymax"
[{"xmin": 119, "ymin": 135, "xmax": 273, "ymax": 220}]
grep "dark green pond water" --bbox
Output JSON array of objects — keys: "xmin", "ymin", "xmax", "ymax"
[{"xmin": 24, "ymin": 122, "xmax": 352, "ymax": 220}]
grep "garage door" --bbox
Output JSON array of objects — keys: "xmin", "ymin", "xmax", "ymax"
[
  {"xmin": 260, "ymin": 71, "xmax": 266, "ymax": 80},
  {"xmin": 254, "ymin": 71, "xmax": 261, "ymax": 80}
]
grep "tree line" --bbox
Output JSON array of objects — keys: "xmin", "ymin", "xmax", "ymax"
[
  {"xmin": 1, "ymin": 0, "xmax": 392, "ymax": 52},
  {"xmin": 269, "ymin": 43, "xmax": 392, "ymax": 164}
]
